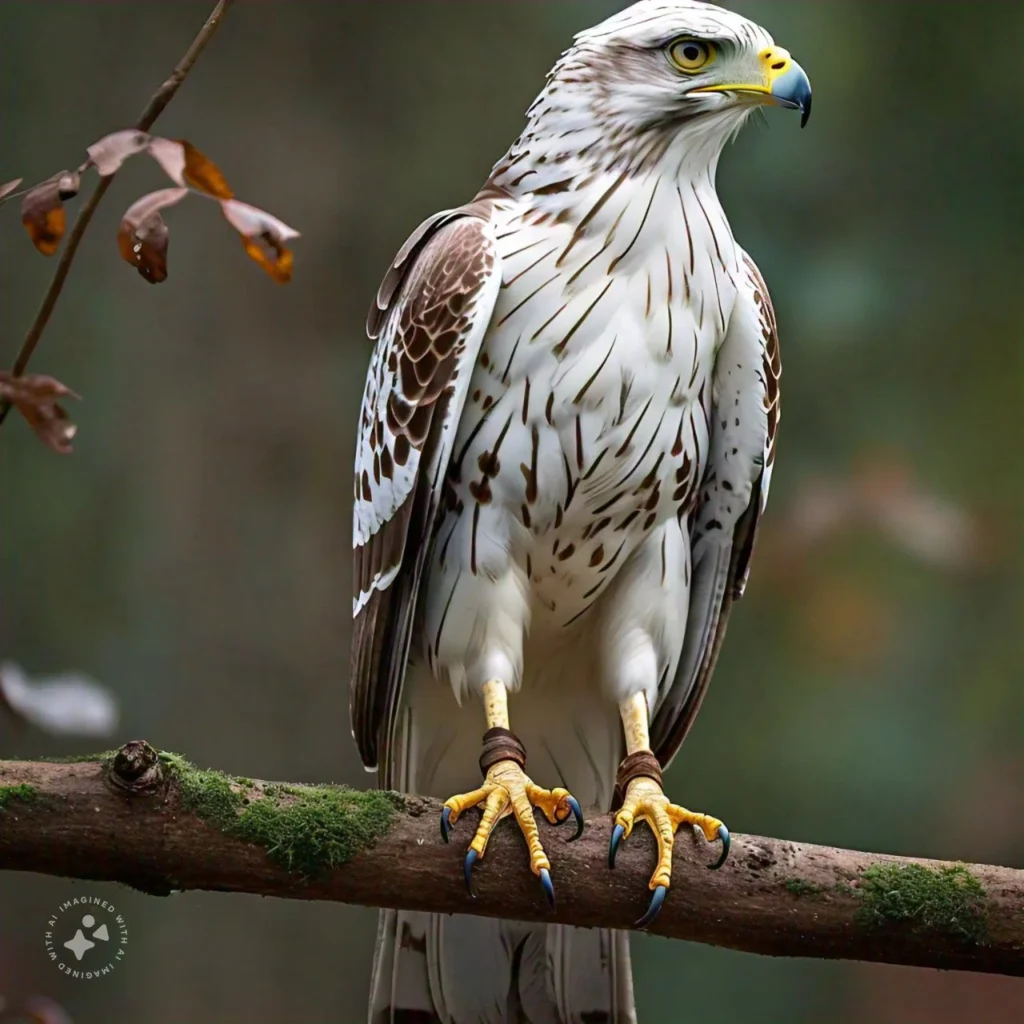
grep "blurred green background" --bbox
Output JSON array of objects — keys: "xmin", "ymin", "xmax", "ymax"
[{"xmin": 1, "ymin": 2, "xmax": 1021, "ymax": 1022}]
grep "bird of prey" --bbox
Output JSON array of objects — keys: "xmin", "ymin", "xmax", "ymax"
[{"xmin": 350, "ymin": 2, "xmax": 810, "ymax": 1020}]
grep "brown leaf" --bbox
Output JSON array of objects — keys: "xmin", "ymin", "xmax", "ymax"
[
  {"xmin": 86, "ymin": 131, "xmax": 234, "ymax": 200},
  {"xmin": 241, "ymin": 235, "xmax": 295, "ymax": 283},
  {"xmin": 145, "ymin": 135, "xmax": 188, "ymax": 187},
  {"xmin": 221, "ymin": 199, "xmax": 300, "ymax": 283},
  {"xmin": 145, "ymin": 136, "xmax": 233, "ymax": 198},
  {"xmin": 86, "ymin": 128, "xmax": 151, "ymax": 176},
  {"xmin": 57, "ymin": 169, "xmax": 81, "ymax": 200},
  {"xmin": 0, "ymin": 371, "xmax": 79, "ymax": 454},
  {"xmin": 117, "ymin": 187, "xmax": 189, "ymax": 283},
  {"xmin": 0, "ymin": 177, "xmax": 23, "ymax": 203},
  {"xmin": 178, "ymin": 139, "xmax": 234, "ymax": 199},
  {"xmin": 21, "ymin": 175, "xmax": 68, "ymax": 255}
]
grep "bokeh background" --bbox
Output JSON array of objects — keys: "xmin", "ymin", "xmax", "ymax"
[{"xmin": 1, "ymin": 2, "xmax": 1021, "ymax": 1022}]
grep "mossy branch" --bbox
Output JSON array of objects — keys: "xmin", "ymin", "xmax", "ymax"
[{"xmin": 0, "ymin": 742, "xmax": 1022, "ymax": 976}]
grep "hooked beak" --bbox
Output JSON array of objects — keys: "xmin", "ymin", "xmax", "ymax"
[{"xmin": 693, "ymin": 46, "xmax": 812, "ymax": 128}]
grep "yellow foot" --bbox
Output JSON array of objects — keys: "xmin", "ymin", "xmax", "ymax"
[
  {"xmin": 608, "ymin": 776, "xmax": 730, "ymax": 928},
  {"xmin": 440, "ymin": 759, "xmax": 584, "ymax": 907}
]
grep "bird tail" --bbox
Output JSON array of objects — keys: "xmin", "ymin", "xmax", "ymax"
[{"xmin": 368, "ymin": 662, "xmax": 637, "ymax": 1024}]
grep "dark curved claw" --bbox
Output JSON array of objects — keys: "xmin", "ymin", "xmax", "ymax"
[
  {"xmin": 539, "ymin": 867, "xmax": 555, "ymax": 909},
  {"xmin": 710, "ymin": 824, "xmax": 730, "ymax": 870},
  {"xmin": 464, "ymin": 848, "xmax": 478, "ymax": 898},
  {"xmin": 440, "ymin": 806, "xmax": 452, "ymax": 844},
  {"xmin": 560, "ymin": 795, "xmax": 584, "ymax": 841},
  {"xmin": 608, "ymin": 823, "xmax": 625, "ymax": 869},
  {"xmin": 634, "ymin": 885, "xmax": 667, "ymax": 929}
]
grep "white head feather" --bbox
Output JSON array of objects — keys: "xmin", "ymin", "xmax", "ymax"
[{"xmin": 492, "ymin": 1, "xmax": 796, "ymax": 189}]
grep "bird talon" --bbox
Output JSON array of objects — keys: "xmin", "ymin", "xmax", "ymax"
[
  {"xmin": 635, "ymin": 884, "xmax": 667, "ymax": 929},
  {"xmin": 608, "ymin": 823, "xmax": 626, "ymax": 869},
  {"xmin": 564, "ymin": 795, "xmax": 584, "ymax": 841},
  {"xmin": 443, "ymin": 764, "xmax": 578, "ymax": 903},
  {"xmin": 711, "ymin": 824, "xmax": 730, "ymax": 870},
  {"xmin": 539, "ymin": 867, "xmax": 555, "ymax": 909},
  {"xmin": 611, "ymin": 773, "xmax": 728, "ymax": 928},
  {"xmin": 464, "ymin": 848, "xmax": 479, "ymax": 898}
]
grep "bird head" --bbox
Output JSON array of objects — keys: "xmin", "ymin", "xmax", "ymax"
[
  {"xmin": 573, "ymin": 1, "xmax": 810, "ymax": 124},
  {"xmin": 512, "ymin": 1, "xmax": 811, "ymax": 180}
]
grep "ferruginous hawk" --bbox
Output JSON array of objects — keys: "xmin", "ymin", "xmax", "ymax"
[{"xmin": 350, "ymin": 2, "xmax": 810, "ymax": 1020}]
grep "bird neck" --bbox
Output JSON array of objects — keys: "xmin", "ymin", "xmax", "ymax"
[{"xmin": 486, "ymin": 103, "xmax": 742, "ymax": 205}]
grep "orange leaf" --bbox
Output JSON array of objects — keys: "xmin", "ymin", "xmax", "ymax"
[
  {"xmin": 177, "ymin": 139, "xmax": 233, "ymax": 199},
  {"xmin": 117, "ymin": 187, "xmax": 189, "ymax": 284},
  {"xmin": 241, "ymin": 236, "xmax": 294, "ymax": 283},
  {"xmin": 221, "ymin": 199, "xmax": 300, "ymax": 283},
  {"xmin": 0, "ymin": 372, "xmax": 80, "ymax": 454},
  {"xmin": 87, "ymin": 131, "xmax": 233, "ymax": 200},
  {"xmin": 21, "ymin": 176, "xmax": 69, "ymax": 255}
]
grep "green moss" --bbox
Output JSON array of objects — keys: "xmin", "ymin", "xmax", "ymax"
[
  {"xmin": 47, "ymin": 751, "xmax": 118, "ymax": 764},
  {"xmin": 857, "ymin": 862, "xmax": 988, "ymax": 943},
  {"xmin": 783, "ymin": 876, "xmax": 824, "ymax": 898},
  {"xmin": 0, "ymin": 783, "xmax": 37, "ymax": 809},
  {"xmin": 159, "ymin": 752, "xmax": 402, "ymax": 877}
]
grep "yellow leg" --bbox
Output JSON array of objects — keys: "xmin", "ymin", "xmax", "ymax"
[
  {"xmin": 611, "ymin": 694, "xmax": 730, "ymax": 926},
  {"xmin": 440, "ymin": 681, "xmax": 584, "ymax": 905}
]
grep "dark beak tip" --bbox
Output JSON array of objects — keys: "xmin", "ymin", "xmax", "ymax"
[{"xmin": 800, "ymin": 95, "xmax": 812, "ymax": 129}]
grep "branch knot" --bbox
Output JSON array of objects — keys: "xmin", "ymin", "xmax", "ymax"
[{"xmin": 110, "ymin": 740, "xmax": 163, "ymax": 795}]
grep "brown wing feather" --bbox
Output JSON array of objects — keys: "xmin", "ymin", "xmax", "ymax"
[{"xmin": 350, "ymin": 207, "xmax": 501, "ymax": 772}]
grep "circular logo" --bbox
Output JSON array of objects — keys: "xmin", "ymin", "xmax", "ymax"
[{"xmin": 44, "ymin": 896, "xmax": 128, "ymax": 979}]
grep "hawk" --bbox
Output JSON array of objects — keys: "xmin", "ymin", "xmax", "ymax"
[{"xmin": 350, "ymin": 2, "xmax": 810, "ymax": 1020}]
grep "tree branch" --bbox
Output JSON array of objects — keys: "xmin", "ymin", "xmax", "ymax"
[
  {"xmin": 0, "ymin": 742, "xmax": 1020, "ymax": 976},
  {"xmin": 0, "ymin": 0, "xmax": 234, "ymax": 426}
]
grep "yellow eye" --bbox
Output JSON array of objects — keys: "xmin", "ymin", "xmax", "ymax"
[{"xmin": 668, "ymin": 38, "xmax": 715, "ymax": 73}]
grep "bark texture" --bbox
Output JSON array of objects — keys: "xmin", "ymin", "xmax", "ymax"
[{"xmin": 0, "ymin": 742, "xmax": 1020, "ymax": 976}]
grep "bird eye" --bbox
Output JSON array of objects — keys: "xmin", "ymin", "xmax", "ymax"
[{"xmin": 668, "ymin": 38, "xmax": 715, "ymax": 73}]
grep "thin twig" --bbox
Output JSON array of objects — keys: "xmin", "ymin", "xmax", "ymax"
[{"xmin": 0, "ymin": 0, "xmax": 235, "ymax": 426}]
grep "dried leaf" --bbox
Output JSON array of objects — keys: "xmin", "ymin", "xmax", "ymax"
[
  {"xmin": 80, "ymin": 128, "xmax": 298, "ymax": 280},
  {"xmin": 21, "ymin": 175, "xmax": 68, "ymax": 255},
  {"xmin": 241, "ymin": 235, "xmax": 294, "ymax": 283},
  {"xmin": 144, "ymin": 136, "xmax": 233, "ymax": 198},
  {"xmin": 0, "ymin": 177, "xmax": 23, "ymax": 202},
  {"xmin": 58, "ymin": 169, "xmax": 81, "ymax": 200},
  {"xmin": 0, "ymin": 662, "xmax": 118, "ymax": 738},
  {"xmin": 0, "ymin": 371, "xmax": 79, "ymax": 454},
  {"xmin": 117, "ymin": 187, "xmax": 189, "ymax": 283},
  {"xmin": 221, "ymin": 199, "xmax": 300, "ymax": 283},
  {"xmin": 146, "ymin": 135, "xmax": 187, "ymax": 186},
  {"xmin": 86, "ymin": 128, "xmax": 151, "ymax": 176},
  {"xmin": 178, "ymin": 139, "xmax": 234, "ymax": 199}
]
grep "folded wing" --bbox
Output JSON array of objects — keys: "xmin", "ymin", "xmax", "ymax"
[
  {"xmin": 350, "ymin": 207, "xmax": 503, "ymax": 778},
  {"xmin": 651, "ymin": 252, "xmax": 781, "ymax": 764}
]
